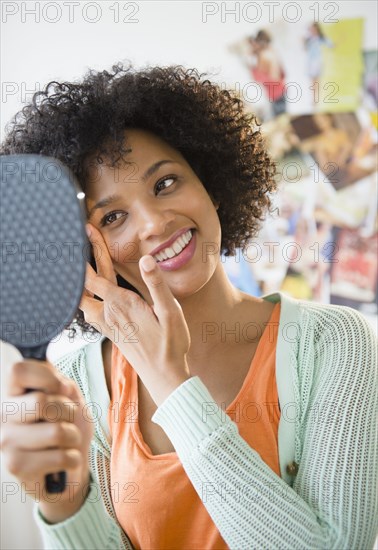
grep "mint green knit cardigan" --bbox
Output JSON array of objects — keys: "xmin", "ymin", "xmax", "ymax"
[{"xmin": 34, "ymin": 292, "xmax": 378, "ymax": 549}]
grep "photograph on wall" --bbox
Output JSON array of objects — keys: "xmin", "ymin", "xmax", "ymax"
[
  {"xmin": 330, "ymin": 228, "xmax": 378, "ymax": 312},
  {"xmin": 362, "ymin": 50, "xmax": 378, "ymax": 127},
  {"xmin": 240, "ymin": 103, "xmax": 378, "ymax": 304},
  {"xmin": 230, "ymin": 18, "xmax": 365, "ymax": 119},
  {"xmin": 290, "ymin": 111, "xmax": 378, "ymax": 190}
]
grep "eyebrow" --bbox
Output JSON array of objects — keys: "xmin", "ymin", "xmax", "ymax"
[{"xmin": 87, "ymin": 159, "xmax": 175, "ymax": 220}]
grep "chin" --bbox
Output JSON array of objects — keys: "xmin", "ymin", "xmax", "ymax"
[
  {"xmin": 118, "ymin": 257, "xmax": 217, "ymax": 301},
  {"xmin": 166, "ymin": 271, "xmax": 213, "ymax": 301}
]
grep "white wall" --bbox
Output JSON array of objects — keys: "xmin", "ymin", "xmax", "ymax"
[
  {"xmin": 1, "ymin": 1, "xmax": 378, "ymax": 139},
  {"xmin": 1, "ymin": 2, "xmax": 377, "ymax": 549}
]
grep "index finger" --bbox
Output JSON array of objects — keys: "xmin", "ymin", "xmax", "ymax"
[
  {"xmin": 139, "ymin": 255, "xmax": 181, "ymax": 321},
  {"xmin": 7, "ymin": 360, "xmax": 68, "ymax": 397}
]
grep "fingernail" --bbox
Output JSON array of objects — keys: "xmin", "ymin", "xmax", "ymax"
[
  {"xmin": 140, "ymin": 255, "xmax": 156, "ymax": 272},
  {"xmin": 86, "ymin": 224, "xmax": 92, "ymax": 238}
]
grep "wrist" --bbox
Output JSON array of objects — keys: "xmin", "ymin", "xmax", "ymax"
[
  {"xmin": 149, "ymin": 360, "xmax": 191, "ymax": 406},
  {"xmin": 156, "ymin": 373, "xmax": 192, "ymax": 407}
]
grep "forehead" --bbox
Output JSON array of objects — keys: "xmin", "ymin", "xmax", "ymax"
[
  {"xmin": 88, "ymin": 128, "xmax": 183, "ymax": 176},
  {"xmin": 83, "ymin": 129, "xmax": 186, "ymax": 199},
  {"xmin": 118, "ymin": 128, "xmax": 183, "ymax": 164}
]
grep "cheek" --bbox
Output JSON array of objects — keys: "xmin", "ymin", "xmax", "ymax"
[
  {"xmin": 99, "ymin": 233, "xmax": 142, "ymax": 285},
  {"xmin": 198, "ymin": 195, "xmax": 221, "ymax": 236},
  {"xmin": 101, "ymin": 229, "xmax": 140, "ymax": 265},
  {"xmin": 110, "ymin": 240, "xmax": 140, "ymax": 264},
  {"xmin": 112, "ymin": 253, "xmax": 144, "ymax": 289},
  {"xmin": 191, "ymin": 188, "xmax": 220, "ymax": 222}
]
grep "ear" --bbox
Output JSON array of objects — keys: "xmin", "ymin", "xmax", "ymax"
[{"xmin": 209, "ymin": 193, "xmax": 220, "ymax": 210}]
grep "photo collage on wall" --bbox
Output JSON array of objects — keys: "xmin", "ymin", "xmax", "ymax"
[{"xmin": 225, "ymin": 17, "xmax": 378, "ymax": 315}]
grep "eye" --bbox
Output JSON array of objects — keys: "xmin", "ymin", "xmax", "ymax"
[
  {"xmin": 155, "ymin": 176, "xmax": 177, "ymax": 194},
  {"xmin": 100, "ymin": 211, "xmax": 127, "ymax": 227}
]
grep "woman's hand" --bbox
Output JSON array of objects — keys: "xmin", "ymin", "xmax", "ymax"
[
  {"xmin": 79, "ymin": 224, "xmax": 191, "ymax": 406},
  {"xmin": 0, "ymin": 359, "xmax": 93, "ymax": 523}
]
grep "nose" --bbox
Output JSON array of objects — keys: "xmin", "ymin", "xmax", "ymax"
[{"xmin": 135, "ymin": 199, "xmax": 176, "ymax": 242}]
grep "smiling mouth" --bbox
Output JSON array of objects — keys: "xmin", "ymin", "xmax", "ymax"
[{"xmin": 153, "ymin": 229, "xmax": 194, "ymax": 263}]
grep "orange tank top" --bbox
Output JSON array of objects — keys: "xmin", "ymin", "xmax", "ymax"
[{"xmin": 108, "ymin": 303, "xmax": 281, "ymax": 550}]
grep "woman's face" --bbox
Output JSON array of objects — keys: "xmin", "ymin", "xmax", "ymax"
[{"xmin": 85, "ymin": 129, "xmax": 221, "ymax": 300}]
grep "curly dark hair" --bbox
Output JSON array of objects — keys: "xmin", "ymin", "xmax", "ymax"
[{"xmin": 1, "ymin": 63, "xmax": 277, "ymax": 337}]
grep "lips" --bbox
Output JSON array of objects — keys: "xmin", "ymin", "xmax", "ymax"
[
  {"xmin": 153, "ymin": 229, "xmax": 193, "ymax": 262},
  {"xmin": 148, "ymin": 227, "xmax": 194, "ymax": 257},
  {"xmin": 153, "ymin": 229, "xmax": 197, "ymax": 271}
]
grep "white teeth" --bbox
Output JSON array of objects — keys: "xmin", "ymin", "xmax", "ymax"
[
  {"xmin": 153, "ymin": 229, "xmax": 193, "ymax": 262},
  {"xmin": 177, "ymin": 236, "xmax": 186, "ymax": 248},
  {"xmin": 172, "ymin": 242, "xmax": 182, "ymax": 254},
  {"xmin": 166, "ymin": 247, "xmax": 176, "ymax": 258}
]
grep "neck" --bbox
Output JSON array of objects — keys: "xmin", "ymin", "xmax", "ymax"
[{"xmin": 176, "ymin": 261, "xmax": 246, "ymax": 362}]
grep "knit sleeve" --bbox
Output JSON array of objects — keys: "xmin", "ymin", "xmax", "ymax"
[
  {"xmin": 152, "ymin": 306, "xmax": 378, "ymax": 549},
  {"xmin": 33, "ymin": 473, "xmax": 125, "ymax": 550}
]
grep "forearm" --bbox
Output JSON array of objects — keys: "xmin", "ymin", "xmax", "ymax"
[{"xmin": 152, "ymin": 376, "xmax": 377, "ymax": 550}]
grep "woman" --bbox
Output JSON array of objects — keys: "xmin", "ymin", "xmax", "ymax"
[
  {"xmin": 248, "ymin": 30, "xmax": 286, "ymax": 117},
  {"xmin": 304, "ymin": 23, "xmax": 334, "ymax": 95},
  {"xmin": 1, "ymin": 64, "xmax": 377, "ymax": 550}
]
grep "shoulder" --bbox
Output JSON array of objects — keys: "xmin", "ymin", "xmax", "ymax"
[
  {"xmin": 272, "ymin": 292, "xmax": 374, "ymax": 332},
  {"xmin": 53, "ymin": 341, "xmax": 87, "ymax": 376},
  {"xmin": 295, "ymin": 299, "xmax": 376, "ymax": 344},
  {"xmin": 261, "ymin": 48, "xmax": 275, "ymax": 62},
  {"xmin": 282, "ymin": 298, "xmax": 377, "ymax": 384},
  {"xmin": 53, "ymin": 335, "xmax": 109, "ymax": 391},
  {"xmin": 267, "ymin": 292, "xmax": 376, "ymax": 356},
  {"xmin": 237, "ymin": 292, "xmax": 277, "ymax": 329}
]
